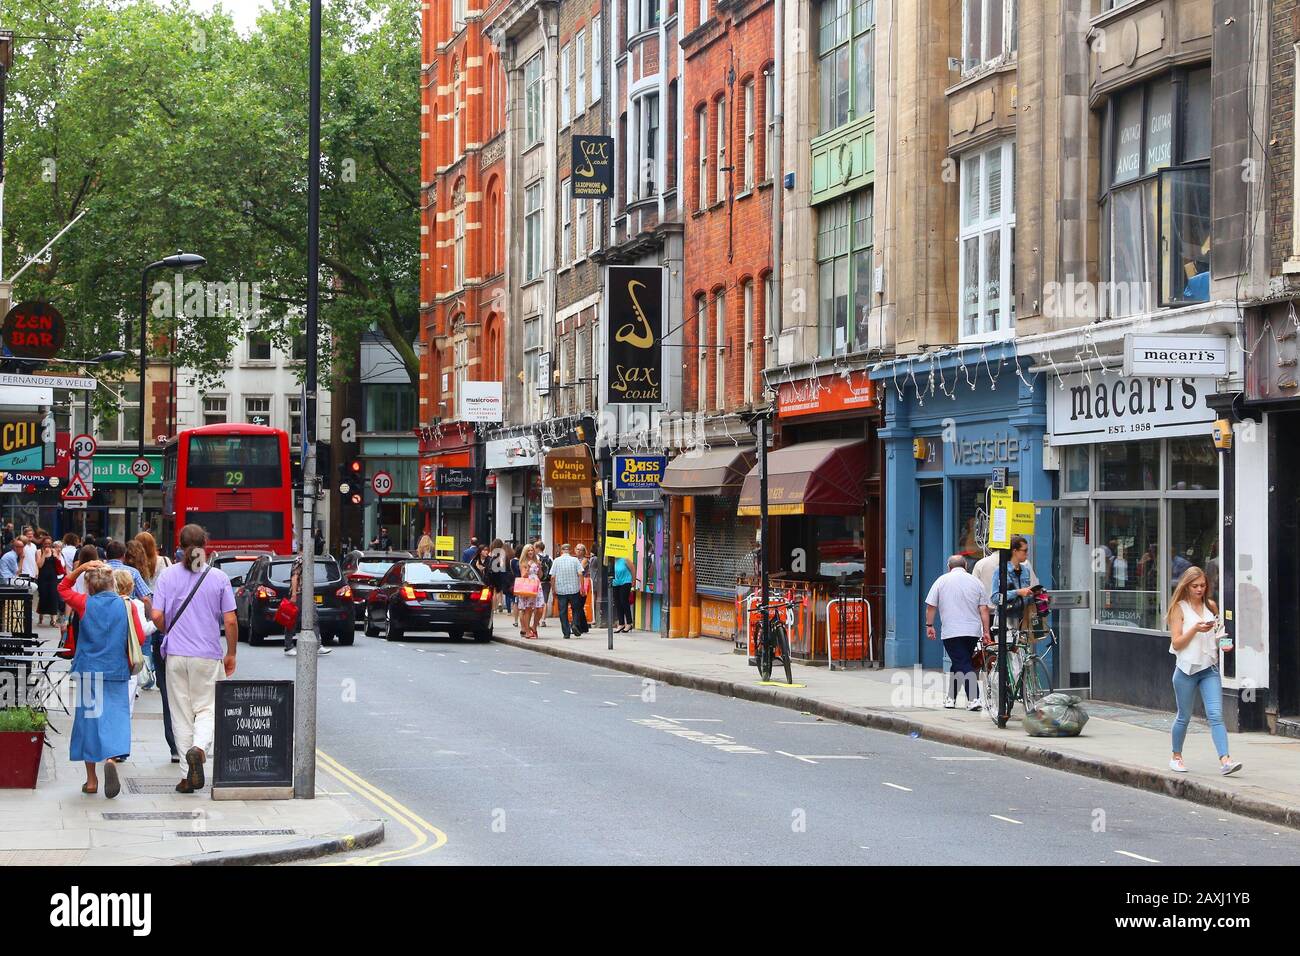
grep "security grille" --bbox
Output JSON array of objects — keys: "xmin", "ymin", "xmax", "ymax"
[{"xmin": 694, "ymin": 496, "xmax": 754, "ymax": 593}]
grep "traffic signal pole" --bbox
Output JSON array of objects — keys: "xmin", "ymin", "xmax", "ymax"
[{"xmin": 293, "ymin": 0, "xmax": 322, "ymax": 800}]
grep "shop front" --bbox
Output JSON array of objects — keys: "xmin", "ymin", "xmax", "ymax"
[
  {"xmin": 417, "ymin": 424, "xmax": 481, "ymax": 555},
  {"xmin": 873, "ymin": 345, "xmax": 1053, "ymax": 670},
  {"xmin": 543, "ymin": 442, "xmax": 596, "ymax": 619},
  {"xmin": 1045, "ymin": 368, "xmax": 1232, "ymax": 712},
  {"xmin": 485, "ymin": 432, "xmax": 542, "ymax": 547},
  {"xmin": 662, "ymin": 445, "xmax": 756, "ymax": 641},
  {"xmin": 612, "ymin": 454, "xmax": 668, "ymax": 634}
]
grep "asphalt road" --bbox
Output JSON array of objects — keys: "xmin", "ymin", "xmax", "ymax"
[{"xmin": 237, "ymin": 626, "xmax": 1300, "ymax": 866}]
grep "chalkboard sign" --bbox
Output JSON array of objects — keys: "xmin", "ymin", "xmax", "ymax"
[{"xmin": 212, "ymin": 680, "xmax": 294, "ymax": 799}]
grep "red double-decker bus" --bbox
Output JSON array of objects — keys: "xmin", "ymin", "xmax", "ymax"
[{"xmin": 159, "ymin": 423, "xmax": 294, "ymax": 555}]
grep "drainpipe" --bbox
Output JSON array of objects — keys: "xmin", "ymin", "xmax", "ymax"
[{"xmin": 770, "ymin": 0, "xmax": 784, "ymax": 394}]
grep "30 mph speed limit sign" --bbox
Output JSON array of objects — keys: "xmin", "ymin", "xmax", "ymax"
[
  {"xmin": 71, "ymin": 433, "xmax": 97, "ymax": 458},
  {"xmin": 371, "ymin": 470, "xmax": 393, "ymax": 496},
  {"xmin": 129, "ymin": 456, "xmax": 154, "ymax": 480}
]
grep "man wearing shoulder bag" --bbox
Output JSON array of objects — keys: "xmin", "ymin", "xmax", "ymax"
[{"xmin": 150, "ymin": 525, "xmax": 238, "ymax": 793}]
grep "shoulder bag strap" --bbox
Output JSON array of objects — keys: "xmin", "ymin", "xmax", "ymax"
[{"xmin": 164, "ymin": 567, "xmax": 213, "ymax": 639}]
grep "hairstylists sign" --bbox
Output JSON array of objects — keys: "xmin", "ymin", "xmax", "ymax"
[{"xmin": 606, "ymin": 266, "xmax": 663, "ymax": 405}]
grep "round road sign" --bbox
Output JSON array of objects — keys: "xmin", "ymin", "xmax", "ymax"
[
  {"xmin": 371, "ymin": 470, "xmax": 393, "ymax": 496},
  {"xmin": 71, "ymin": 434, "xmax": 97, "ymax": 458},
  {"xmin": 129, "ymin": 456, "xmax": 153, "ymax": 479}
]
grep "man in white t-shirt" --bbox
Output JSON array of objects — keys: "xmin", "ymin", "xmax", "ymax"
[
  {"xmin": 20, "ymin": 526, "xmax": 38, "ymax": 577},
  {"xmin": 925, "ymin": 555, "xmax": 992, "ymax": 710}
]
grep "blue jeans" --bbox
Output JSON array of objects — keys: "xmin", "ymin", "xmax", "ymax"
[{"xmin": 1172, "ymin": 666, "xmax": 1230, "ymax": 758}]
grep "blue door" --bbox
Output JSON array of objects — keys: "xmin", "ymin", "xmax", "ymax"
[{"xmin": 918, "ymin": 482, "xmax": 945, "ymax": 669}]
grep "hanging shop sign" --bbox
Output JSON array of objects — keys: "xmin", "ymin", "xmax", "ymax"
[
  {"xmin": 1123, "ymin": 334, "xmax": 1229, "ymax": 378},
  {"xmin": 613, "ymin": 454, "xmax": 666, "ymax": 489},
  {"xmin": 485, "ymin": 435, "xmax": 540, "ymax": 469},
  {"xmin": 460, "ymin": 381, "xmax": 503, "ymax": 423},
  {"xmin": 0, "ymin": 372, "xmax": 95, "ymax": 391},
  {"xmin": 1, "ymin": 301, "xmax": 66, "ymax": 360},
  {"xmin": 0, "ymin": 418, "xmax": 43, "ymax": 471},
  {"xmin": 545, "ymin": 446, "xmax": 592, "ymax": 485},
  {"xmin": 537, "ymin": 351, "xmax": 551, "ymax": 395},
  {"xmin": 777, "ymin": 373, "xmax": 875, "ymax": 419},
  {"xmin": 606, "ymin": 266, "xmax": 663, "ymax": 405},
  {"xmin": 435, "ymin": 467, "xmax": 480, "ymax": 493},
  {"xmin": 1047, "ymin": 372, "xmax": 1216, "ymax": 446},
  {"xmin": 571, "ymin": 135, "xmax": 615, "ymax": 199}
]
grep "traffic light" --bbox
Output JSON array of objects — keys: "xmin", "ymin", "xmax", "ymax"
[{"xmin": 339, "ymin": 459, "xmax": 363, "ymax": 502}]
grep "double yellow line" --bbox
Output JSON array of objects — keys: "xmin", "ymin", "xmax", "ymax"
[{"xmin": 315, "ymin": 749, "xmax": 448, "ymax": 866}]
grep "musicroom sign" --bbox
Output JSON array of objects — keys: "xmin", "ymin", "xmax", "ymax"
[
  {"xmin": 1123, "ymin": 334, "xmax": 1229, "ymax": 378},
  {"xmin": 1048, "ymin": 372, "xmax": 1216, "ymax": 446}
]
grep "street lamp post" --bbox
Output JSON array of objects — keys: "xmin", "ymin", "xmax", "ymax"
[{"xmin": 138, "ymin": 252, "xmax": 205, "ymax": 537}]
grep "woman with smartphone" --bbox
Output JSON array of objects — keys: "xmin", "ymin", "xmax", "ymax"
[{"xmin": 1168, "ymin": 566, "xmax": 1241, "ymax": 776}]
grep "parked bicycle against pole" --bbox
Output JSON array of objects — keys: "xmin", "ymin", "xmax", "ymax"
[{"xmin": 750, "ymin": 592, "xmax": 798, "ymax": 684}]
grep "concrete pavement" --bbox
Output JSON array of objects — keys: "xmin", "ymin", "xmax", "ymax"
[
  {"xmin": 0, "ymin": 628, "xmax": 383, "ymax": 866},
  {"xmin": 493, "ymin": 612, "xmax": 1300, "ymax": 830}
]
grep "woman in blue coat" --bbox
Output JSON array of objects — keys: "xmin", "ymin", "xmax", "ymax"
[{"xmin": 59, "ymin": 561, "xmax": 137, "ymax": 798}]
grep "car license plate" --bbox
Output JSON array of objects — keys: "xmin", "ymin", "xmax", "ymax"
[
  {"xmin": 315, "ymin": 594, "xmax": 323, "ymax": 604},
  {"xmin": 438, "ymin": 592, "xmax": 464, "ymax": 601}
]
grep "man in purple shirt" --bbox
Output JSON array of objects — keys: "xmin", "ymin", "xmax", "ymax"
[{"xmin": 149, "ymin": 525, "xmax": 238, "ymax": 794}]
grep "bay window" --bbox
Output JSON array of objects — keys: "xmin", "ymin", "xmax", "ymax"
[
  {"xmin": 1102, "ymin": 67, "xmax": 1211, "ymax": 317},
  {"xmin": 818, "ymin": 0, "xmax": 874, "ymax": 134},
  {"xmin": 958, "ymin": 139, "xmax": 1015, "ymax": 340},
  {"xmin": 634, "ymin": 94, "xmax": 660, "ymax": 199},
  {"xmin": 962, "ymin": 0, "xmax": 1017, "ymax": 74},
  {"xmin": 816, "ymin": 187, "xmax": 873, "ymax": 355}
]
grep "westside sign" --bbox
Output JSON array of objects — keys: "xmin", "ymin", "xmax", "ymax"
[
  {"xmin": 606, "ymin": 266, "xmax": 663, "ymax": 405},
  {"xmin": 1123, "ymin": 334, "xmax": 1229, "ymax": 378},
  {"xmin": 1048, "ymin": 372, "xmax": 1216, "ymax": 446},
  {"xmin": 614, "ymin": 454, "xmax": 666, "ymax": 489},
  {"xmin": 571, "ymin": 135, "xmax": 615, "ymax": 198}
]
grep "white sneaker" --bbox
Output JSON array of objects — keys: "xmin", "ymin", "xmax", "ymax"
[
  {"xmin": 1220, "ymin": 760, "xmax": 1242, "ymax": 776},
  {"xmin": 285, "ymin": 647, "xmax": 297, "ymax": 657},
  {"xmin": 319, "ymin": 645, "xmax": 333, "ymax": 655},
  {"xmin": 966, "ymin": 699, "xmax": 982, "ymax": 711},
  {"xmin": 1169, "ymin": 757, "xmax": 1188, "ymax": 773},
  {"xmin": 943, "ymin": 696, "xmax": 956, "ymax": 709}
]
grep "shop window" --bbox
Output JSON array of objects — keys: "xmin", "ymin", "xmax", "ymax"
[
  {"xmin": 1095, "ymin": 500, "xmax": 1160, "ymax": 631},
  {"xmin": 1102, "ymin": 68, "xmax": 1210, "ymax": 316},
  {"xmin": 1169, "ymin": 498, "xmax": 1220, "ymax": 604},
  {"xmin": 780, "ymin": 514, "xmax": 866, "ymax": 579},
  {"xmin": 1098, "ymin": 441, "xmax": 1159, "ymax": 492},
  {"xmin": 1168, "ymin": 437, "xmax": 1218, "ymax": 491},
  {"xmin": 959, "ymin": 139, "xmax": 1015, "ymax": 340},
  {"xmin": 961, "ymin": 0, "xmax": 1016, "ymax": 75},
  {"xmin": 817, "ymin": 187, "xmax": 873, "ymax": 355},
  {"xmin": 818, "ymin": 0, "xmax": 874, "ymax": 134},
  {"xmin": 1063, "ymin": 445, "xmax": 1089, "ymax": 494}
]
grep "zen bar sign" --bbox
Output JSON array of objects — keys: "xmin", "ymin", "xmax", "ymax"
[
  {"xmin": 606, "ymin": 266, "xmax": 663, "ymax": 405},
  {"xmin": 1123, "ymin": 334, "xmax": 1229, "ymax": 377},
  {"xmin": 572, "ymin": 135, "xmax": 615, "ymax": 198}
]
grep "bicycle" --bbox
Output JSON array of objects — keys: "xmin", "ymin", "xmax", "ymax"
[
  {"xmin": 750, "ymin": 595, "xmax": 797, "ymax": 684},
  {"xmin": 977, "ymin": 625, "xmax": 1056, "ymax": 726}
]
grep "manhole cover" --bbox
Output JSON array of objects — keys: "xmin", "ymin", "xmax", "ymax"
[
  {"xmin": 169, "ymin": 829, "xmax": 296, "ymax": 838},
  {"xmin": 125, "ymin": 777, "xmax": 204, "ymax": 795},
  {"xmin": 102, "ymin": 811, "xmax": 204, "ymax": 821}
]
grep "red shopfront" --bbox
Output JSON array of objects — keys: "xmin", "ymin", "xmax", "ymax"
[{"xmin": 417, "ymin": 424, "xmax": 482, "ymax": 553}]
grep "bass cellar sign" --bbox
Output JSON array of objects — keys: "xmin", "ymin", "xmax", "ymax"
[
  {"xmin": 606, "ymin": 266, "xmax": 663, "ymax": 405},
  {"xmin": 1048, "ymin": 372, "xmax": 1216, "ymax": 446}
]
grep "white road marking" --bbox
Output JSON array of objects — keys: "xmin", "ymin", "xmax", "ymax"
[
  {"xmin": 881, "ymin": 782, "xmax": 912, "ymax": 792},
  {"xmin": 529, "ymin": 680, "xmax": 541, "ymax": 685},
  {"xmin": 632, "ymin": 718, "xmax": 765, "ymax": 754},
  {"xmin": 671, "ymin": 718, "xmax": 724, "ymax": 723},
  {"xmin": 458, "ymin": 659, "xmax": 469, "ymax": 664},
  {"xmin": 603, "ymin": 701, "xmax": 619, "ymax": 706},
  {"xmin": 1115, "ymin": 850, "xmax": 1160, "ymax": 864},
  {"xmin": 776, "ymin": 751, "xmax": 818, "ymax": 764},
  {"xmin": 989, "ymin": 814, "xmax": 1023, "ymax": 825},
  {"xmin": 563, "ymin": 690, "xmax": 579, "ymax": 695}
]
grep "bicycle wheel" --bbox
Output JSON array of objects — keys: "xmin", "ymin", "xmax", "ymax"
[
  {"xmin": 773, "ymin": 621, "xmax": 792, "ymax": 684},
  {"xmin": 757, "ymin": 624, "xmax": 774, "ymax": 681},
  {"xmin": 979, "ymin": 656, "xmax": 1001, "ymax": 725},
  {"xmin": 1020, "ymin": 653, "xmax": 1054, "ymax": 711}
]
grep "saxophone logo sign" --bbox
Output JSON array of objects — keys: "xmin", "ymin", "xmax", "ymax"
[
  {"xmin": 606, "ymin": 266, "xmax": 663, "ymax": 405},
  {"xmin": 571, "ymin": 135, "xmax": 615, "ymax": 198}
]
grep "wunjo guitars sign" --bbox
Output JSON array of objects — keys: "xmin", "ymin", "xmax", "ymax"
[
  {"xmin": 571, "ymin": 135, "xmax": 615, "ymax": 198},
  {"xmin": 0, "ymin": 418, "xmax": 43, "ymax": 471},
  {"xmin": 2, "ymin": 301, "xmax": 66, "ymax": 360},
  {"xmin": 614, "ymin": 455, "xmax": 666, "ymax": 489},
  {"xmin": 606, "ymin": 266, "xmax": 663, "ymax": 405}
]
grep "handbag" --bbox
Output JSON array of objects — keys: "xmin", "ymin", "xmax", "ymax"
[
  {"xmin": 57, "ymin": 614, "xmax": 77, "ymax": 660},
  {"xmin": 580, "ymin": 575, "xmax": 592, "ymax": 597},
  {"xmin": 275, "ymin": 599, "xmax": 299, "ymax": 628},
  {"xmin": 123, "ymin": 599, "xmax": 146, "ymax": 676},
  {"xmin": 512, "ymin": 576, "xmax": 539, "ymax": 598}
]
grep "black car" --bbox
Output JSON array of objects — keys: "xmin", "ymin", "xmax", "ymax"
[
  {"xmin": 363, "ymin": 560, "xmax": 493, "ymax": 642},
  {"xmin": 340, "ymin": 550, "xmax": 415, "ymax": 621},
  {"xmin": 235, "ymin": 556, "xmax": 355, "ymax": 646}
]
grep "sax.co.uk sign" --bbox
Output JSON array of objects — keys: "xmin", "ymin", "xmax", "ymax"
[{"xmin": 606, "ymin": 266, "xmax": 663, "ymax": 406}]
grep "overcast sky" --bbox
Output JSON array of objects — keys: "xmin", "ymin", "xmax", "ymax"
[{"xmin": 188, "ymin": 0, "xmax": 272, "ymax": 32}]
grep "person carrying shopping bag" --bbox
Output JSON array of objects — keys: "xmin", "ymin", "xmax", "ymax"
[
  {"xmin": 513, "ymin": 545, "xmax": 545, "ymax": 638},
  {"xmin": 1168, "ymin": 566, "xmax": 1241, "ymax": 776}
]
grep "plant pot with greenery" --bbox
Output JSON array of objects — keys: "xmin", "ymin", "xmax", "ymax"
[{"xmin": 0, "ymin": 708, "xmax": 48, "ymax": 789}]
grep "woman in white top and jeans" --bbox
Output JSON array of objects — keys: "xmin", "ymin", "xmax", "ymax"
[{"xmin": 1168, "ymin": 566, "xmax": 1241, "ymax": 776}]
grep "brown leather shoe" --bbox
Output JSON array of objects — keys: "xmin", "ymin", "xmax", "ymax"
[
  {"xmin": 175, "ymin": 779, "xmax": 194, "ymax": 794},
  {"xmin": 185, "ymin": 747, "xmax": 205, "ymax": 790}
]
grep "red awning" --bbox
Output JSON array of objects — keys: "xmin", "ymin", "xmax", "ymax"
[{"xmin": 737, "ymin": 439, "xmax": 868, "ymax": 516}]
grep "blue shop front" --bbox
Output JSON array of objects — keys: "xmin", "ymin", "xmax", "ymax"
[{"xmin": 872, "ymin": 345, "xmax": 1054, "ymax": 669}]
